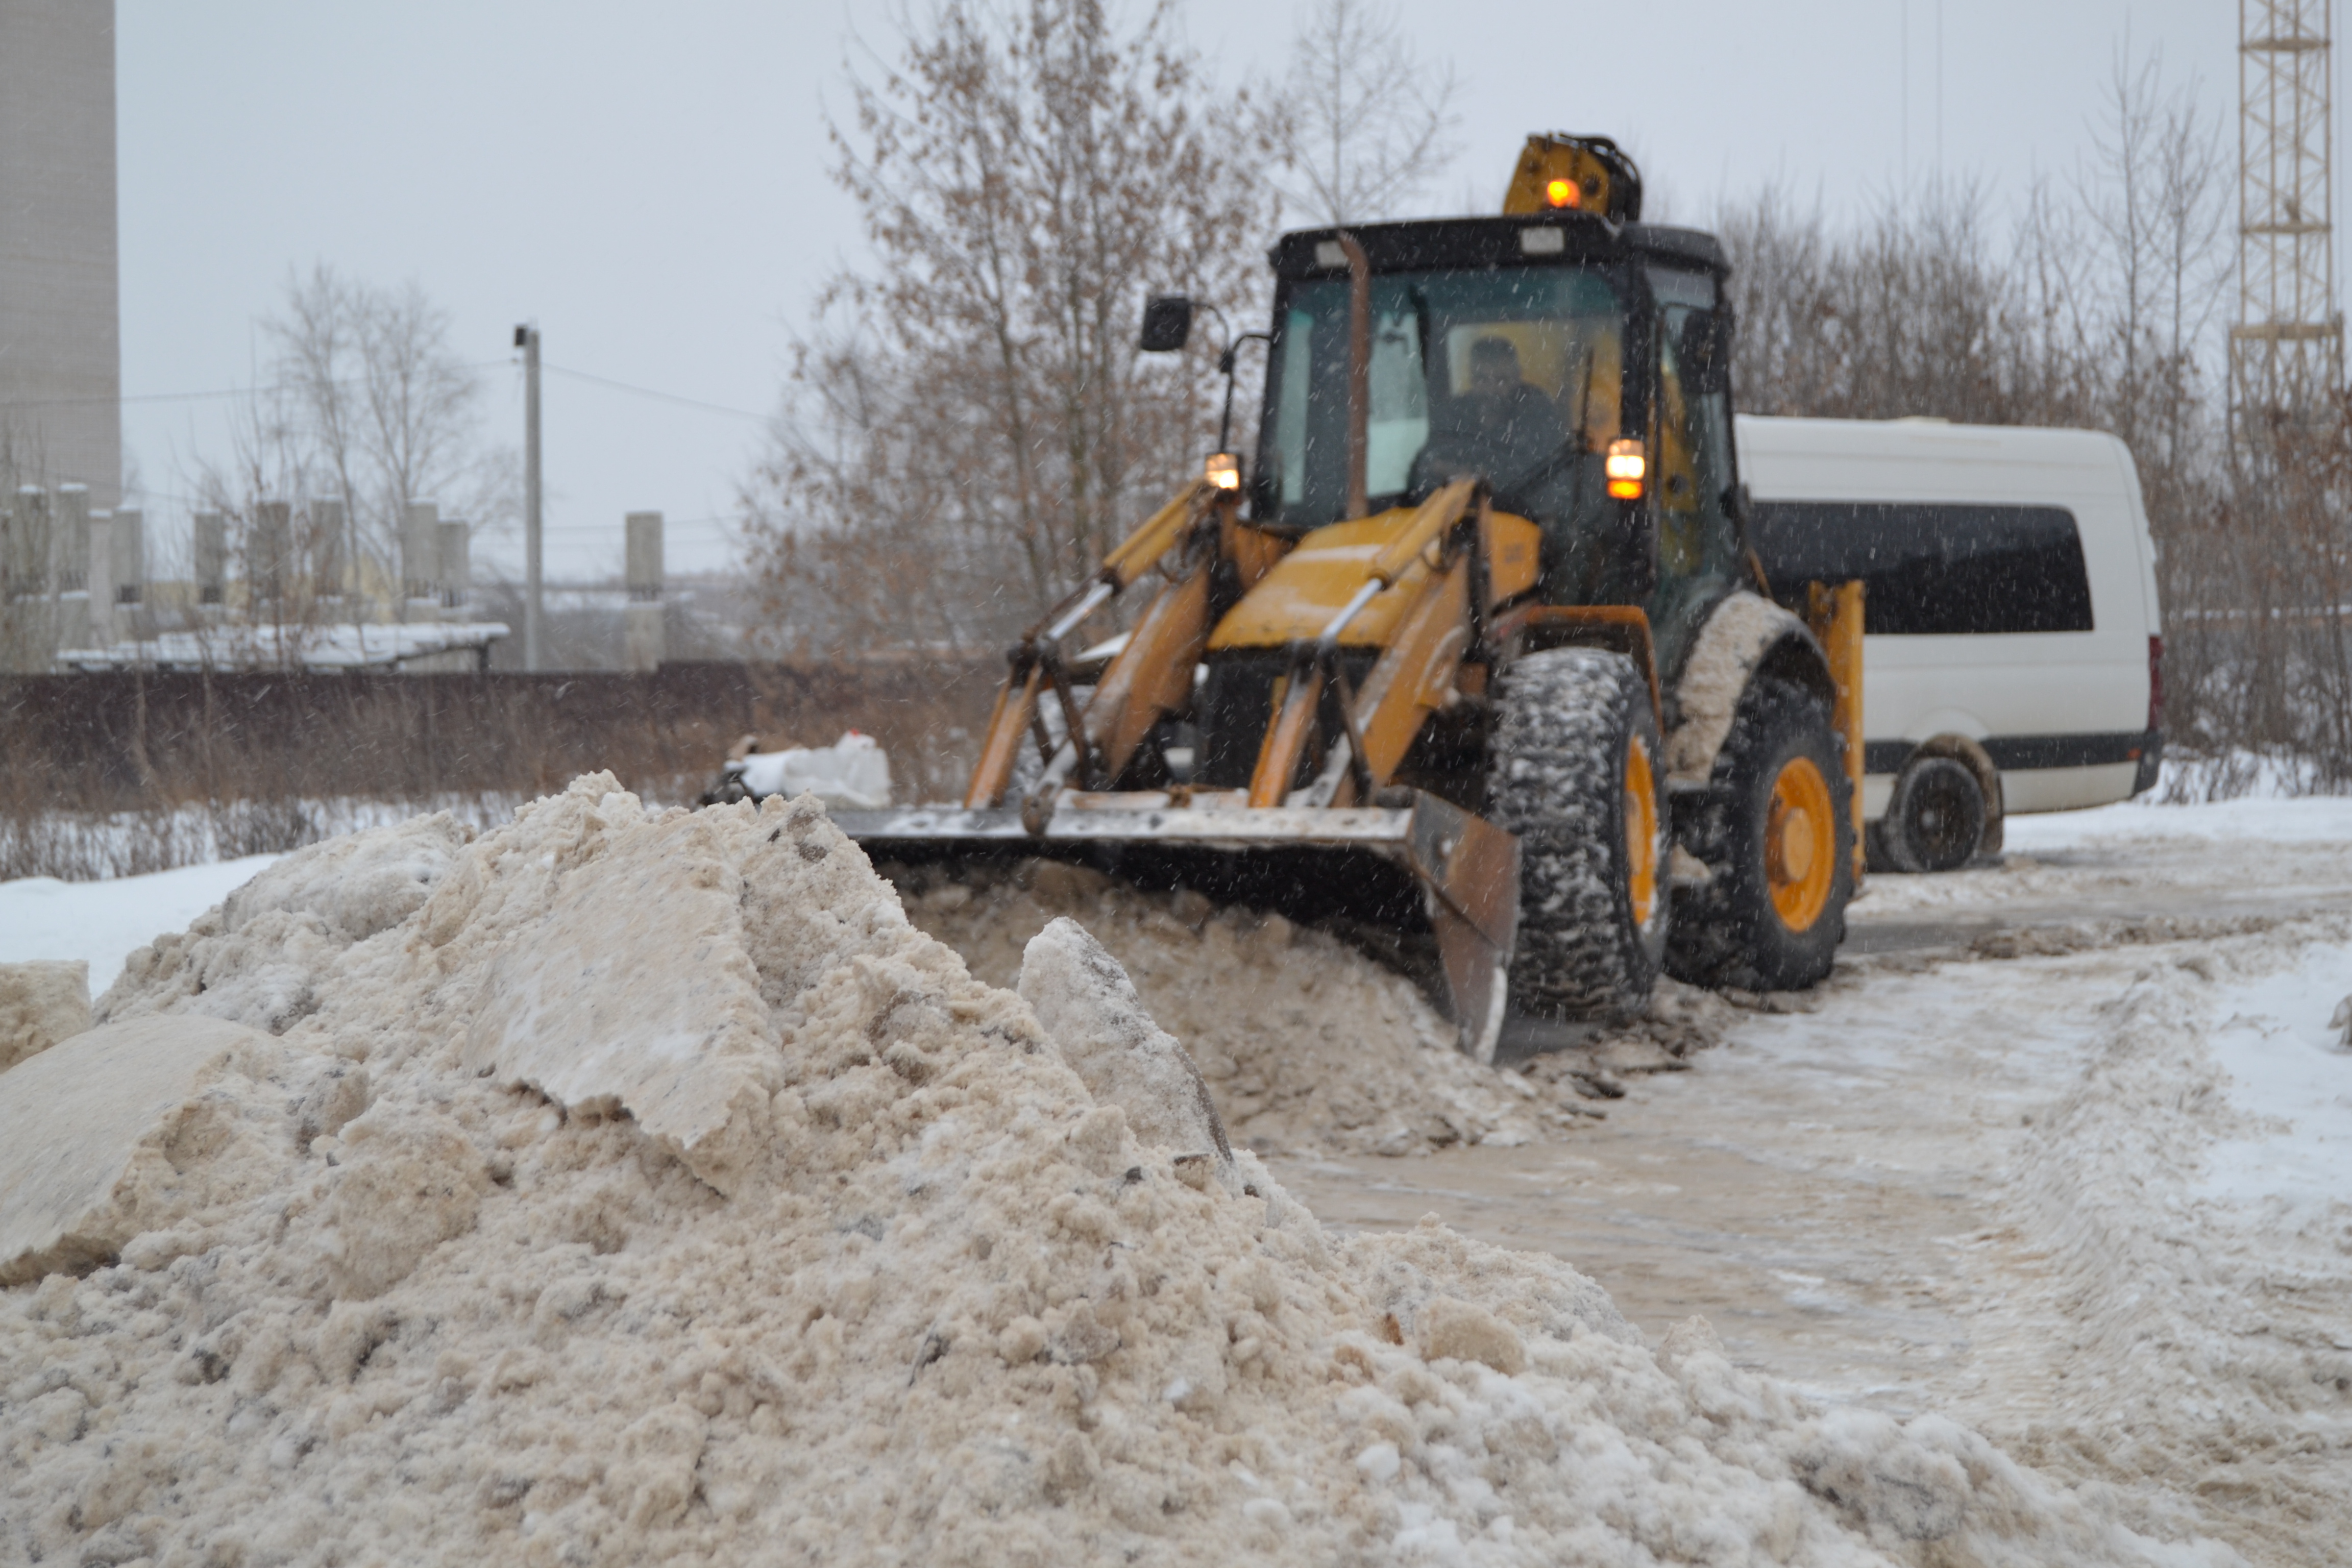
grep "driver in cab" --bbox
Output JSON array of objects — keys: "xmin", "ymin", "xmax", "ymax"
[{"xmin": 1458, "ymin": 336, "xmax": 1562, "ymax": 480}]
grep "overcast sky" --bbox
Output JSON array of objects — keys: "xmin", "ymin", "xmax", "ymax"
[{"xmin": 119, "ymin": 0, "xmax": 2241, "ymax": 581}]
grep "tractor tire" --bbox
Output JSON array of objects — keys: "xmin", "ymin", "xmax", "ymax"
[
  {"xmin": 1877, "ymin": 755, "xmax": 1986, "ymax": 873},
  {"xmin": 1486, "ymin": 647, "xmax": 1669, "ymax": 1022},
  {"xmin": 1665, "ymin": 675, "xmax": 1853, "ymax": 992}
]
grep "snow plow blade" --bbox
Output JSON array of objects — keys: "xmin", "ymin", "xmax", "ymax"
[{"xmin": 834, "ymin": 789, "xmax": 1519, "ymax": 1058}]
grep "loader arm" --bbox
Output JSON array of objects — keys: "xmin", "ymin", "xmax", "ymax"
[
  {"xmin": 964, "ymin": 480, "xmax": 1285, "ymax": 808},
  {"xmin": 1247, "ymin": 480, "xmax": 1489, "ymax": 808},
  {"xmin": 1082, "ymin": 565, "xmax": 1212, "ymax": 782}
]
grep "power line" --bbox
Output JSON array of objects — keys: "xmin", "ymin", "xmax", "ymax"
[
  {"xmin": 540, "ymin": 363, "xmax": 768, "ymax": 422},
  {"xmin": 543, "ymin": 514, "xmax": 736, "ymax": 534},
  {"xmin": 8, "ymin": 359, "xmax": 769, "ymax": 425},
  {"xmin": 2, "ymin": 361, "xmax": 509, "ymax": 411}
]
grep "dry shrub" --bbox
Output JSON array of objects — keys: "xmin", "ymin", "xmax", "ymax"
[{"xmin": 0, "ymin": 659, "xmax": 1001, "ymax": 880}]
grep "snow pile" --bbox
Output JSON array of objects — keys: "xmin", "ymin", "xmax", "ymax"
[
  {"xmin": 1994, "ymin": 925, "xmax": 2352, "ymax": 1561},
  {"xmin": 0, "ymin": 778, "xmax": 2207, "ymax": 1565},
  {"xmin": 891, "ymin": 859, "xmax": 1730, "ymax": 1155}
]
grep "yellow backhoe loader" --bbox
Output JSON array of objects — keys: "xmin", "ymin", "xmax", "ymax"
[{"xmin": 826, "ymin": 135, "xmax": 1866, "ymax": 1058}]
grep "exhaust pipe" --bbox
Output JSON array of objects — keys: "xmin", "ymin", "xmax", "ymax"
[{"xmin": 1338, "ymin": 230, "xmax": 1370, "ymax": 519}]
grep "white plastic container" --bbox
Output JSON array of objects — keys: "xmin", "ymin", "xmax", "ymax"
[{"xmin": 726, "ymin": 731, "xmax": 894, "ymax": 810}]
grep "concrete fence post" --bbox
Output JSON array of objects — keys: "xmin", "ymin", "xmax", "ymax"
[
  {"xmin": 437, "ymin": 519, "xmax": 470, "ymax": 611},
  {"xmin": 55, "ymin": 485, "xmax": 88, "ymax": 595},
  {"xmin": 85, "ymin": 510, "xmax": 113, "ymax": 649},
  {"xmin": 311, "ymin": 498, "xmax": 346, "ymax": 599},
  {"xmin": 625, "ymin": 511, "xmax": 664, "ymax": 601},
  {"xmin": 402, "ymin": 500, "xmax": 439, "ymax": 610},
  {"xmin": 193, "ymin": 511, "xmax": 227, "ymax": 605},
  {"xmin": 11, "ymin": 487, "xmax": 51, "ymax": 597},
  {"xmin": 252, "ymin": 500, "xmax": 292, "ymax": 608},
  {"xmin": 111, "ymin": 507, "xmax": 142, "ymax": 604},
  {"xmin": 623, "ymin": 510, "xmax": 665, "ymax": 671}
]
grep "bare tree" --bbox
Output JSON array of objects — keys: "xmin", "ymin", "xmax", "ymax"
[
  {"xmin": 255, "ymin": 266, "xmax": 508, "ymax": 603},
  {"xmin": 1712, "ymin": 48, "xmax": 2352, "ymax": 792},
  {"xmin": 2076, "ymin": 45, "xmax": 2164, "ymax": 435},
  {"xmin": 185, "ymin": 371, "xmax": 325, "ymax": 659},
  {"xmin": 742, "ymin": 0, "xmax": 1275, "ymax": 655},
  {"xmin": 1719, "ymin": 177, "xmax": 2103, "ymax": 429},
  {"xmin": 1263, "ymin": 0, "xmax": 1460, "ymax": 226},
  {"xmin": 2073, "ymin": 42, "xmax": 2231, "ymax": 468}
]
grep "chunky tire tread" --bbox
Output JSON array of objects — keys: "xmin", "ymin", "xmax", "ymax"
[
  {"xmin": 1486, "ymin": 648, "xmax": 1668, "ymax": 1022},
  {"xmin": 1664, "ymin": 675, "xmax": 1853, "ymax": 992}
]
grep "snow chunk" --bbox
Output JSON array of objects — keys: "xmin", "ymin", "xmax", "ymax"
[
  {"xmin": 0, "ymin": 1015, "xmax": 328, "ymax": 1283},
  {"xmin": 463, "ymin": 809, "xmax": 777, "ymax": 1195},
  {"xmin": 317, "ymin": 1105, "xmax": 487, "ymax": 1300},
  {"xmin": 1417, "ymin": 1295, "xmax": 1527, "ymax": 1375},
  {"xmin": 1017, "ymin": 916, "xmax": 1231, "ymax": 1166},
  {"xmin": 222, "ymin": 812, "xmax": 469, "ymax": 942},
  {"xmin": 0, "ymin": 960, "xmax": 88, "ymax": 1073}
]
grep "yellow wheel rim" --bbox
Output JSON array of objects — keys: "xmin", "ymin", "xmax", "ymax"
[
  {"xmin": 1624, "ymin": 737, "xmax": 1659, "ymax": 928},
  {"xmin": 1766, "ymin": 756, "xmax": 1835, "ymax": 932}
]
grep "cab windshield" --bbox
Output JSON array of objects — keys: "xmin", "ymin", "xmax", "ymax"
[{"xmin": 1256, "ymin": 264, "xmax": 1628, "ymax": 534}]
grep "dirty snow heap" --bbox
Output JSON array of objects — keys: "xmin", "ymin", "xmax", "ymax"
[{"xmin": 0, "ymin": 778, "xmax": 2213, "ymax": 1565}]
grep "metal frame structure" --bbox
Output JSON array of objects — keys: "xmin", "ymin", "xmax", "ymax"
[{"xmin": 2233, "ymin": 0, "xmax": 2344, "ymax": 435}]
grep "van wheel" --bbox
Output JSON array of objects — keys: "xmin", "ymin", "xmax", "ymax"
[
  {"xmin": 1486, "ymin": 647, "xmax": 1669, "ymax": 1023},
  {"xmin": 1666, "ymin": 676, "xmax": 1853, "ymax": 992},
  {"xmin": 1879, "ymin": 755, "xmax": 1986, "ymax": 873}
]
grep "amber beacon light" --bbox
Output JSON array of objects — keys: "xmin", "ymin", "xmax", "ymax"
[
  {"xmin": 1605, "ymin": 438, "xmax": 1646, "ymax": 499},
  {"xmin": 1545, "ymin": 177, "xmax": 1580, "ymax": 209}
]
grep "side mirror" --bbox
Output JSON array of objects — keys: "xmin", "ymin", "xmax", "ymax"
[{"xmin": 1139, "ymin": 295, "xmax": 1193, "ymax": 353}]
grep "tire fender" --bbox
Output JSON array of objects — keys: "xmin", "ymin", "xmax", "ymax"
[{"xmin": 1663, "ymin": 591, "xmax": 1831, "ymax": 787}]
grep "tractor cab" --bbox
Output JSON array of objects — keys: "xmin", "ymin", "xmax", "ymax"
[{"xmin": 1243, "ymin": 141, "xmax": 1754, "ymax": 693}]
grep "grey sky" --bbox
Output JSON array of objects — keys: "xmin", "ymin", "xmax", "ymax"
[{"xmin": 120, "ymin": 0, "xmax": 2239, "ymax": 582}]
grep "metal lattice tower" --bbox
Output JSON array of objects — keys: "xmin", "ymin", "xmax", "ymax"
[{"xmin": 2232, "ymin": 0, "xmax": 2344, "ymax": 435}]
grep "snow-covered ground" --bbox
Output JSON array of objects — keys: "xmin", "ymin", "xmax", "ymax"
[
  {"xmin": 2005, "ymin": 791, "xmax": 2352, "ymax": 849},
  {"xmin": 0, "ymin": 854, "xmax": 280, "ymax": 994},
  {"xmin": 1280, "ymin": 795, "xmax": 2352, "ymax": 1565}
]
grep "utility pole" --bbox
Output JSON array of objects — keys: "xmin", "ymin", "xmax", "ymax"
[{"xmin": 515, "ymin": 323, "xmax": 544, "ymax": 671}]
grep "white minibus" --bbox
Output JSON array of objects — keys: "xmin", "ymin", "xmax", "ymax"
[{"xmin": 1735, "ymin": 415, "xmax": 2164, "ymax": 871}]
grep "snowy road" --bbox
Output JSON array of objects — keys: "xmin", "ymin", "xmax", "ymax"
[{"xmin": 1275, "ymin": 798, "xmax": 2352, "ymax": 1564}]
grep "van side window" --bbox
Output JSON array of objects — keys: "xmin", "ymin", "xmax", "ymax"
[{"xmin": 1750, "ymin": 502, "xmax": 2094, "ymax": 634}]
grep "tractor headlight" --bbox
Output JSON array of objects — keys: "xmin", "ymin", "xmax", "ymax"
[
  {"xmin": 1605, "ymin": 438, "xmax": 1646, "ymax": 499},
  {"xmin": 1205, "ymin": 452, "xmax": 1242, "ymax": 492}
]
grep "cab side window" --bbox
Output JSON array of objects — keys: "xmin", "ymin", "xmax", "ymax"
[
  {"xmin": 1648, "ymin": 272, "xmax": 1747, "ymax": 664},
  {"xmin": 1654, "ymin": 300, "xmax": 1740, "ymax": 580}
]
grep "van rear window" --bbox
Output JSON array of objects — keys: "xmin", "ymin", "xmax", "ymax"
[{"xmin": 1749, "ymin": 502, "xmax": 2094, "ymax": 634}]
